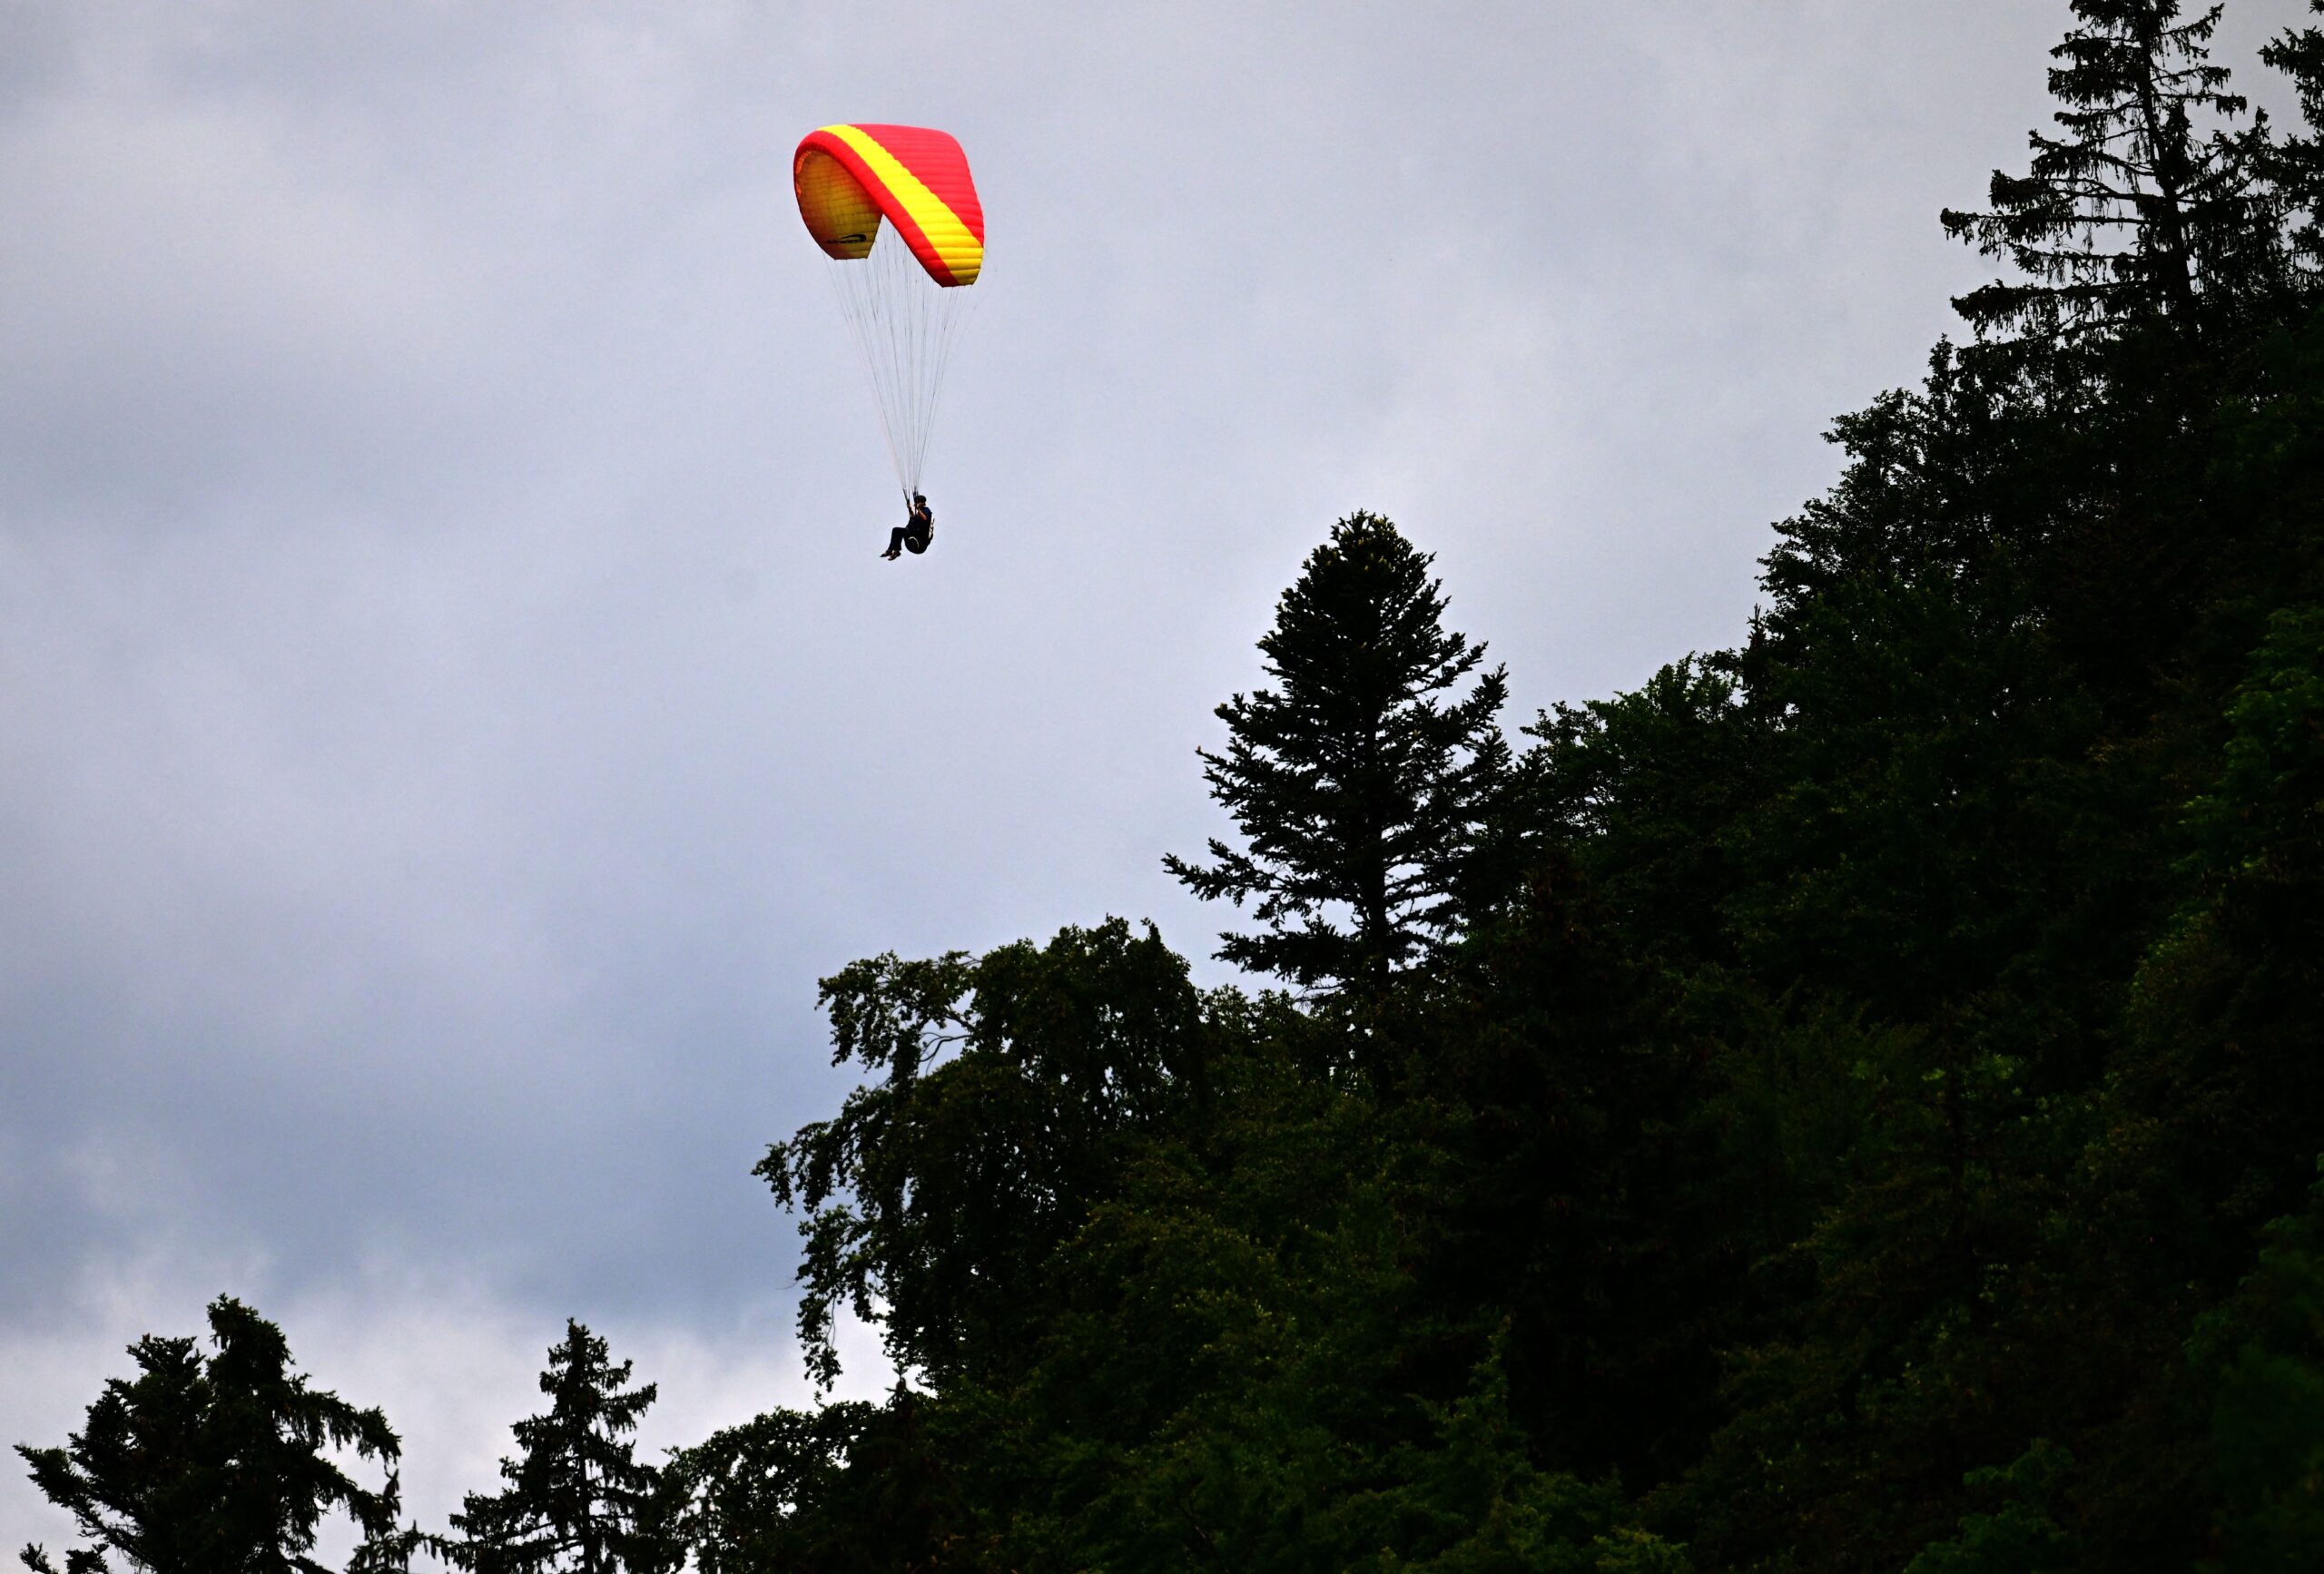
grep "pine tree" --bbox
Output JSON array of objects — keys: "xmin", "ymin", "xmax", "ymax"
[
  {"xmin": 1164, "ymin": 512, "xmax": 1509, "ymax": 995},
  {"xmin": 1940, "ymin": 0, "xmax": 2278, "ymax": 345},
  {"xmin": 438, "ymin": 1322, "xmax": 666, "ymax": 1574},
  {"xmin": 2262, "ymin": 2, "xmax": 2324, "ymax": 280},
  {"xmin": 16, "ymin": 1296, "xmax": 410, "ymax": 1574}
]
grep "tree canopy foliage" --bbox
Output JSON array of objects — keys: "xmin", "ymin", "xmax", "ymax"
[
  {"xmin": 15, "ymin": 1298, "xmax": 409, "ymax": 1574},
  {"xmin": 437, "ymin": 1322, "xmax": 666, "ymax": 1574},
  {"xmin": 734, "ymin": 5, "xmax": 2324, "ymax": 1567},
  {"xmin": 1163, "ymin": 511, "xmax": 1510, "ymax": 997}
]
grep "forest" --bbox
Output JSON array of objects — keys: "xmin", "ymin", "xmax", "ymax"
[{"xmin": 19, "ymin": 2, "xmax": 2324, "ymax": 1569}]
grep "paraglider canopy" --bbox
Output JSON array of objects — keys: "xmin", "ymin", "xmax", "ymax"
[
  {"xmin": 793, "ymin": 124, "xmax": 985, "ymax": 496},
  {"xmin": 794, "ymin": 124, "xmax": 985, "ymax": 286}
]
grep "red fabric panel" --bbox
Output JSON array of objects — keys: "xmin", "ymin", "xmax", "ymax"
[{"xmin": 792, "ymin": 125, "xmax": 983, "ymax": 287}]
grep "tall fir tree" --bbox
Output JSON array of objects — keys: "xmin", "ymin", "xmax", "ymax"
[
  {"xmin": 438, "ymin": 1322, "xmax": 665, "ymax": 1574},
  {"xmin": 2262, "ymin": 1, "xmax": 2324, "ymax": 280},
  {"xmin": 1941, "ymin": 0, "xmax": 2278, "ymax": 345},
  {"xmin": 16, "ymin": 1297, "xmax": 410, "ymax": 1574},
  {"xmin": 1164, "ymin": 511, "xmax": 1509, "ymax": 996}
]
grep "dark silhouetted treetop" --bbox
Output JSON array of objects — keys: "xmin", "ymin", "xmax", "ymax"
[
  {"xmin": 2262, "ymin": 2, "xmax": 2324, "ymax": 280},
  {"xmin": 1942, "ymin": 0, "xmax": 2278, "ymax": 345},
  {"xmin": 757, "ymin": 920, "xmax": 1216, "ymax": 1391},
  {"xmin": 654, "ymin": 1401, "xmax": 961, "ymax": 1574},
  {"xmin": 1165, "ymin": 511, "xmax": 1509, "ymax": 995},
  {"xmin": 437, "ymin": 1321, "xmax": 665, "ymax": 1574},
  {"xmin": 15, "ymin": 1296, "xmax": 410, "ymax": 1574},
  {"xmin": 688, "ymin": 13, "xmax": 2324, "ymax": 1569}
]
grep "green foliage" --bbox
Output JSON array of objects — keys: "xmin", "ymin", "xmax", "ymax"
[
  {"xmin": 1941, "ymin": 0, "xmax": 2274, "ymax": 342},
  {"xmin": 1516, "ymin": 657, "xmax": 1758, "ymax": 967},
  {"xmin": 2182, "ymin": 604, "xmax": 2324, "ymax": 888},
  {"xmin": 732, "ymin": 15, "xmax": 2324, "ymax": 1564},
  {"xmin": 2098, "ymin": 605, "xmax": 2324, "ymax": 1292},
  {"xmin": 15, "ymin": 1296, "xmax": 410, "ymax": 1574},
  {"xmin": 1166, "ymin": 511, "xmax": 1510, "ymax": 996},
  {"xmin": 2190, "ymin": 1167, "xmax": 2324, "ymax": 1571},
  {"xmin": 755, "ymin": 920, "xmax": 1221, "ymax": 1391},
  {"xmin": 438, "ymin": 1322, "xmax": 666, "ymax": 1574},
  {"xmin": 1904, "ymin": 1442, "xmax": 2076, "ymax": 1574},
  {"xmin": 654, "ymin": 1400, "xmax": 961, "ymax": 1573},
  {"xmin": 744, "ymin": 915, "xmax": 1689, "ymax": 1570},
  {"xmin": 1338, "ymin": 1338, "xmax": 1692, "ymax": 1574},
  {"xmin": 2263, "ymin": 3, "xmax": 2324, "ymax": 275},
  {"xmin": 1400, "ymin": 861, "xmax": 1731, "ymax": 1490}
]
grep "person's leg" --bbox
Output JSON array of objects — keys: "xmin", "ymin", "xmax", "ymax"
[{"xmin": 883, "ymin": 526, "xmax": 907, "ymax": 557}]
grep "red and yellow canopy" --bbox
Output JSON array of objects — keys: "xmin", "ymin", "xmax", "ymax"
[{"xmin": 793, "ymin": 124, "xmax": 984, "ymax": 287}]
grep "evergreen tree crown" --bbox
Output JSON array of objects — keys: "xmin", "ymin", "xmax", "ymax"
[
  {"xmin": 1941, "ymin": 0, "xmax": 2278, "ymax": 344},
  {"xmin": 439, "ymin": 1321, "xmax": 664, "ymax": 1574},
  {"xmin": 1165, "ymin": 511, "xmax": 1508, "ymax": 995},
  {"xmin": 15, "ymin": 1297, "xmax": 408, "ymax": 1574}
]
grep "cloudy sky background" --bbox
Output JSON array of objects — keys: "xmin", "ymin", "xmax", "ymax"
[{"xmin": 3, "ymin": 0, "xmax": 2305, "ymax": 1559}]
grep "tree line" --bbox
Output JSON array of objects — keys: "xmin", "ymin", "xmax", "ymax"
[{"xmin": 22, "ymin": 0, "xmax": 2324, "ymax": 1567}]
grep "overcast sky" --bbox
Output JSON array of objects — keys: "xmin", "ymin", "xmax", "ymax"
[{"xmin": 3, "ymin": 0, "xmax": 2307, "ymax": 1559}]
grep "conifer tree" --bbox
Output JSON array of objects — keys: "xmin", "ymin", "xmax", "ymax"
[
  {"xmin": 16, "ymin": 1296, "xmax": 410, "ymax": 1574},
  {"xmin": 438, "ymin": 1322, "xmax": 666, "ymax": 1574},
  {"xmin": 2262, "ymin": 2, "xmax": 2324, "ymax": 278},
  {"xmin": 1941, "ymin": 0, "xmax": 2277, "ymax": 344},
  {"xmin": 1165, "ymin": 512, "xmax": 1508, "ymax": 995}
]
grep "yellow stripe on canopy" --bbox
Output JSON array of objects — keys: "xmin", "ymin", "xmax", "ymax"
[{"xmin": 823, "ymin": 123, "xmax": 984, "ymax": 285}]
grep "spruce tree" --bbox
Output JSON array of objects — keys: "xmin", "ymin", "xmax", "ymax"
[
  {"xmin": 1164, "ymin": 512, "xmax": 1508, "ymax": 994},
  {"xmin": 2262, "ymin": 2, "xmax": 2324, "ymax": 279},
  {"xmin": 438, "ymin": 1322, "xmax": 666, "ymax": 1574},
  {"xmin": 16, "ymin": 1296, "xmax": 410, "ymax": 1574},
  {"xmin": 1940, "ymin": 0, "xmax": 2277, "ymax": 344}
]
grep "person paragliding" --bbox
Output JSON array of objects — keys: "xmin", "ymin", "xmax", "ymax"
[
  {"xmin": 881, "ymin": 492, "xmax": 934, "ymax": 560},
  {"xmin": 793, "ymin": 124, "xmax": 983, "ymax": 555}
]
